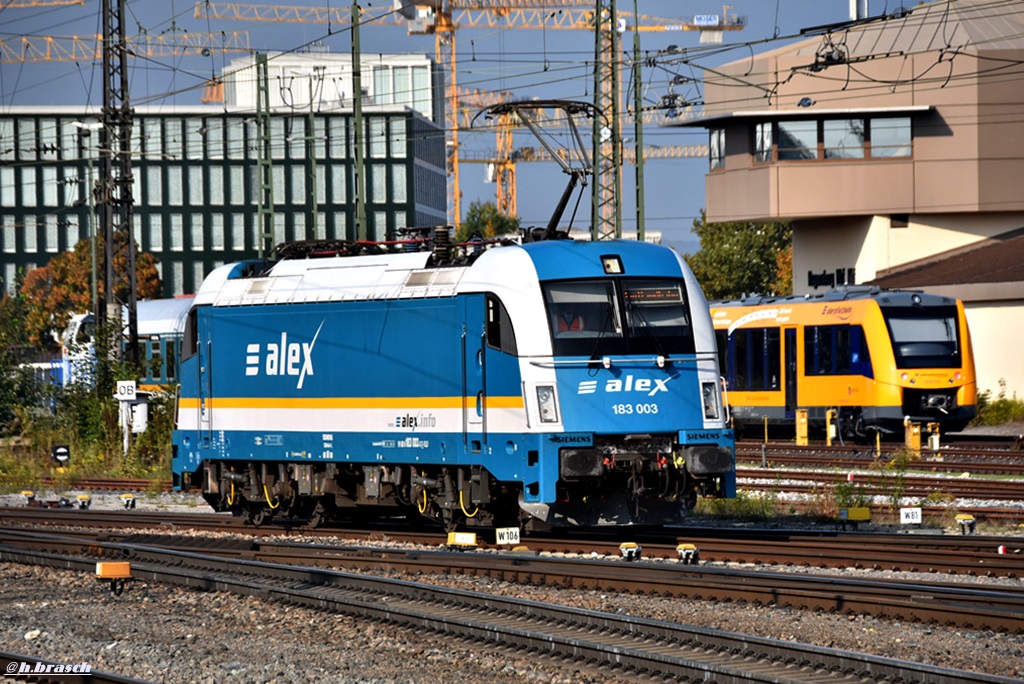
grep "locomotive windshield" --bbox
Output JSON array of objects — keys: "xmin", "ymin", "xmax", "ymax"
[
  {"xmin": 542, "ymin": 278, "xmax": 695, "ymax": 357},
  {"xmin": 881, "ymin": 305, "xmax": 961, "ymax": 369}
]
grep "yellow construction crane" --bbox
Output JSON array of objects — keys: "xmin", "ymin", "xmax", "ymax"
[
  {"xmin": 0, "ymin": 31, "xmax": 251, "ymax": 63},
  {"xmin": 194, "ymin": 1, "xmax": 743, "ymax": 230}
]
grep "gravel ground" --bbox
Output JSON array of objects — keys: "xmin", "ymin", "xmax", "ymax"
[
  {"xmin": 2, "ymin": 492, "xmax": 1024, "ymax": 682},
  {"xmin": 2, "ymin": 549, "xmax": 1024, "ymax": 683}
]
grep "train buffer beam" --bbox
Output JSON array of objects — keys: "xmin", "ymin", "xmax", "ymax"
[
  {"xmin": 677, "ymin": 543, "xmax": 700, "ymax": 565},
  {"xmin": 95, "ymin": 562, "xmax": 134, "ymax": 597},
  {"xmin": 956, "ymin": 513, "xmax": 977, "ymax": 535},
  {"xmin": 619, "ymin": 542, "xmax": 642, "ymax": 561}
]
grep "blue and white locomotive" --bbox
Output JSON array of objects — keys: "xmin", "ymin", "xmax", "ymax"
[{"xmin": 171, "ymin": 231, "xmax": 735, "ymax": 529}]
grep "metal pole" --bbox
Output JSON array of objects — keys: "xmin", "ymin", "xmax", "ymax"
[
  {"xmin": 352, "ymin": 1, "xmax": 368, "ymax": 240},
  {"xmin": 255, "ymin": 53, "xmax": 275, "ymax": 259},
  {"xmin": 88, "ymin": 153, "xmax": 97, "ymax": 313},
  {"xmin": 75, "ymin": 122, "xmax": 100, "ymax": 313},
  {"xmin": 309, "ymin": 76, "xmax": 320, "ymax": 239},
  {"xmin": 632, "ymin": 0, "xmax": 645, "ymax": 242}
]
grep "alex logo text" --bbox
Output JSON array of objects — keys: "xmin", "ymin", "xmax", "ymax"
[
  {"xmin": 577, "ymin": 374, "xmax": 671, "ymax": 396},
  {"xmin": 245, "ymin": 322, "xmax": 324, "ymax": 389}
]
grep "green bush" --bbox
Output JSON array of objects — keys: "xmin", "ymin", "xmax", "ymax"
[
  {"xmin": 973, "ymin": 383, "xmax": 1024, "ymax": 426},
  {"xmin": 697, "ymin": 489, "xmax": 780, "ymax": 520}
]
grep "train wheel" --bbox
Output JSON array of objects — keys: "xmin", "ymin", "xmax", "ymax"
[
  {"xmin": 441, "ymin": 507, "xmax": 458, "ymax": 533},
  {"xmin": 248, "ymin": 505, "xmax": 272, "ymax": 527},
  {"xmin": 681, "ymin": 488, "xmax": 698, "ymax": 513},
  {"xmin": 309, "ymin": 503, "xmax": 328, "ymax": 529}
]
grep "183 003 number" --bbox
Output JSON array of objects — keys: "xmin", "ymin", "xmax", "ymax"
[{"xmin": 612, "ymin": 403, "xmax": 659, "ymax": 415}]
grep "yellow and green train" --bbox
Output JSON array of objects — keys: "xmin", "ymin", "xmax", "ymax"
[{"xmin": 710, "ymin": 287, "xmax": 977, "ymax": 439}]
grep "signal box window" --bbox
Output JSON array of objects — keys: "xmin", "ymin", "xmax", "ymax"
[
  {"xmin": 870, "ymin": 117, "xmax": 911, "ymax": 158},
  {"xmin": 777, "ymin": 120, "xmax": 818, "ymax": 160},
  {"xmin": 754, "ymin": 123, "xmax": 772, "ymax": 163},
  {"xmin": 824, "ymin": 119, "xmax": 865, "ymax": 159},
  {"xmin": 710, "ymin": 129, "xmax": 725, "ymax": 170}
]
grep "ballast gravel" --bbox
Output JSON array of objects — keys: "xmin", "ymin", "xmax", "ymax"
[{"xmin": 1, "ymin": 558, "xmax": 1023, "ymax": 684}]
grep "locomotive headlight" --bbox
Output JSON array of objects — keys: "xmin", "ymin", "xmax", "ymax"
[
  {"xmin": 536, "ymin": 385, "xmax": 560, "ymax": 423},
  {"xmin": 701, "ymin": 381, "xmax": 720, "ymax": 420}
]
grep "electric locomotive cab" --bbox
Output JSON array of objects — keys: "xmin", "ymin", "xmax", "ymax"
[{"xmin": 519, "ymin": 259, "xmax": 735, "ymax": 527}]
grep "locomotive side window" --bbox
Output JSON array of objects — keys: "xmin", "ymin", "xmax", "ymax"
[
  {"xmin": 882, "ymin": 305, "xmax": 960, "ymax": 369},
  {"xmin": 485, "ymin": 295, "xmax": 518, "ymax": 355},
  {"xmin": 182, "ymin": 307, "xmax": 198, "ymax": 362}
]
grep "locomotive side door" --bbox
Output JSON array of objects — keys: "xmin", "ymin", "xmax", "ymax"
[
  {"xmin": 784, "ymin": 327, "xmax": 797, "ymax": 417},
  {"xmin": 198, "ymin": 323, "xmax": 213, "ymax": 441},
  {"xmin": 462, "ymin": 296, "xmax": 487, "ymax": 454}
]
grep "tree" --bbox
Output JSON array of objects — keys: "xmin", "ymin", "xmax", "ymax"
[
  {"xmin": 20, "ymin": 233, "xmax": 161, "ymax": 349},
  {"xmin": 774, "ymin": 244, "xmax": 793, "ymax": 296},
  {"xmin": 684, "ymin": 210, "xmax": 792, "ymax": 300},
  {"xmin": 0, "ymin": 290, "xmax": 39, "ymax": 434},
  {"xmin": 456, "ymin": 200, "xmax": 520, "ymax": 243}
]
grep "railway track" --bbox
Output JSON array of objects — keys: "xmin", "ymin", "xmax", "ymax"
[
  {"xmin": 737, "ymin": 439, "xmax": 1024, "ymax": 473},
  {"xmin": 3, "ymin": 505, "xmax": 1024, "ymax": 575},
  {"xmin": 0, "ymin": 528, "xmax": 1020, "ymax": 683},
  {"xmin": 740, "ymin": 467, "xmax": 1024, "ymax": 500}
]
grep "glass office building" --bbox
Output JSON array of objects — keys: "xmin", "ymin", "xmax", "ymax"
[{"xmin": 0, "ymin": 105, "xmax": 447, "ymax": 296}]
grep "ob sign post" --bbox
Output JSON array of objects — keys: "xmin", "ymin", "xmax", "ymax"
[
  {"xmin": 115, "ymin": 380, "xmax": 139, "ymax": 456},
  {"xmin": 116, "ymin": 380, "xmax": 137, "ymax": 401}
]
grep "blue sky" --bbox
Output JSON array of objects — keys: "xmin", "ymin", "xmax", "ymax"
[{"xmin": 0, "ymin": 1, "xmax": 894, "ymax": 253}]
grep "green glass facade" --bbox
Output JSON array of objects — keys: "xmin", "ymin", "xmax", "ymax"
[{"xmin": 0, "ymin": 107, "xmax": 446, "ymax": 296}]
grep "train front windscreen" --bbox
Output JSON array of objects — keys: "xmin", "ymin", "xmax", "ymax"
[
  {"xmin": 542, "ymin": 278, "xmax": 695, "ymax": 357},
  {"xmin": 881, "ymin": 304, "xmax": 962, "ymax": 369}
]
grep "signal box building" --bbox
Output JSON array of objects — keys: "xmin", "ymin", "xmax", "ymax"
[
  {"xmin": 674, "ymin": 0, "xmax": 1024, "ymax": 398},
  {"xmin": 0, "ymin": 52, "xmax": 446, "ymax": 298}
]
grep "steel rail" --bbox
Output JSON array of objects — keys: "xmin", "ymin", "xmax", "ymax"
[
  {"xmin": 3, "ymin": 528, "xmax": 1024, "ymax": 633},
  {"xmin": 736, "ymin": 452, "xmax": 1024, "ymax": 476},
  {"xmin": 0, "ymin": 535, "xmax": 1018, "ymax": 684},
  {"xmin": 3, "ymin": 507, "xmax": 1024, "ymax": 575},
  {"xmin": 740, "ymin": 468, "xmax": 1024, "ymax": 500}
]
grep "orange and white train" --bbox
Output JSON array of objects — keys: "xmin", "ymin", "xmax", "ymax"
[{"xmin": 710, "ymin": 287, "xmax": 977, "ymax": 439}]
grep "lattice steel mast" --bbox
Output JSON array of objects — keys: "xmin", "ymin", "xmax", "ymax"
[
  {"xmin": 591, "ymin": 0, "xmax": 622, "ymax": 240},
  {"xmin": 100, "ymin": 0, "xmax": 138, "ymax": 368}
]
